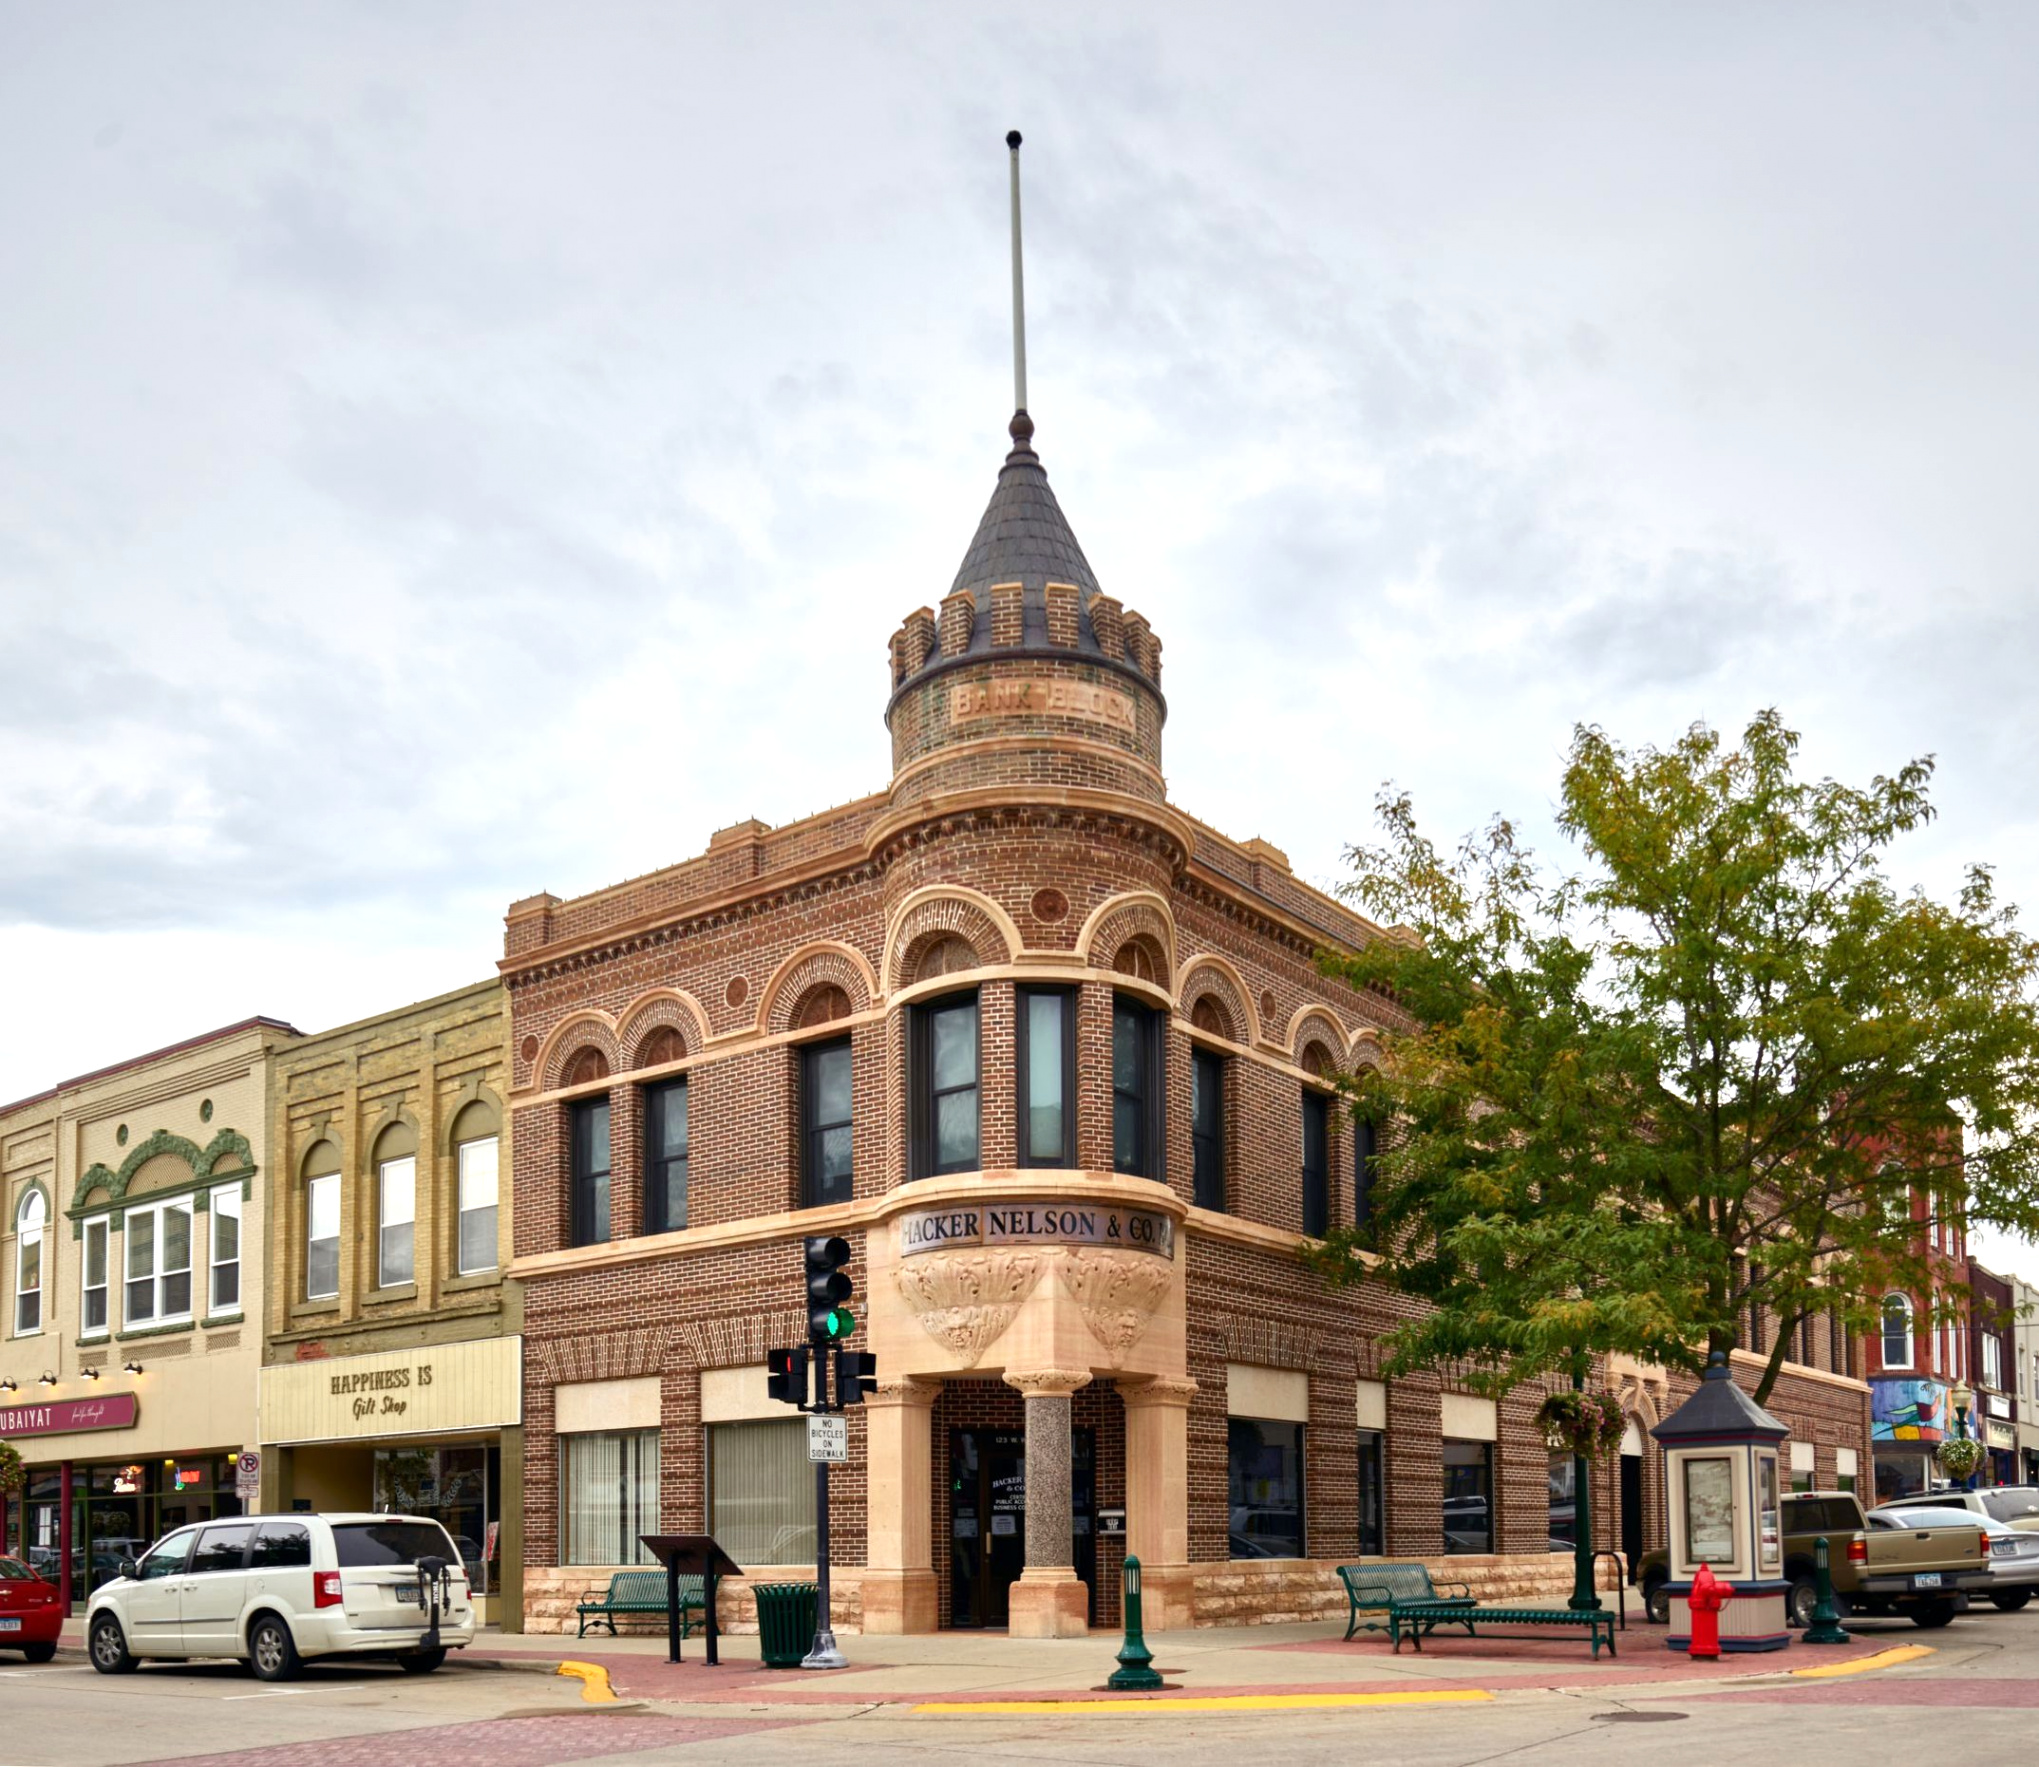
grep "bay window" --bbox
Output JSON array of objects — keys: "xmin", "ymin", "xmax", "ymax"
[{"xmin": 125, "ymin": 1197, "xmax": 194, "ymax": 1325}]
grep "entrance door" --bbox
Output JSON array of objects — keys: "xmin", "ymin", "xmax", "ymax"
[
  {"xmin": 1620, "ymin": 1455, "xmax": 1644, "ymax": 1581},
  {"xmin": 949, "ymin": 1427, "xmax": 1095, "ymax": 1628}
]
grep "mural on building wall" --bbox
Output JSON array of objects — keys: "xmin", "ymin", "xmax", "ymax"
[{"xmin": 1871, "ymin": 1378, "xmax": 1947, "ymax": 1443}]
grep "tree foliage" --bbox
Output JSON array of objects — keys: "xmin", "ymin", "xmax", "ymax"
[{"xmin": 1313, "ymin": 711, "xmax": 2039, "ymax": 1405}]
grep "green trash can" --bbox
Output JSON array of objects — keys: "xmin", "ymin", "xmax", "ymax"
[{"xmin": 754, "ymin": 1582, "xmax": 819, "ymax": 1669}]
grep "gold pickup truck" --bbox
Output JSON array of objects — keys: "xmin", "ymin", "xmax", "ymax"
[{"xmin": 1639, "ymin": 1489, "xmax": 1991, "ymax": 1629}]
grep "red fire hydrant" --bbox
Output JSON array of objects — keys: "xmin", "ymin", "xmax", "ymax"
[{"xmin": 1686, "ymin": 1563, "xmax": 1732, "ymax": 1660}]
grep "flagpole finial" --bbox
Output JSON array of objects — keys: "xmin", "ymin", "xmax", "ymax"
[{"xmin": 1006, "ymin": 130, "xmax": 1028, "ymax": 431}]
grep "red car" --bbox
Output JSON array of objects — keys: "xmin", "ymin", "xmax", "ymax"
[{"xmin": 0, "ymin": 1556, "xmax": 61, "ymax": 1662}]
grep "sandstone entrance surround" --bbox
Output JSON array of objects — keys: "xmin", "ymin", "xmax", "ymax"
[{"xmin": 863, "ymin": 1172, "xmax": 1191, "ymax": 1635}]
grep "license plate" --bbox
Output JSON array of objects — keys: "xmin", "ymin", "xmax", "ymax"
[
  {"xmin": 394, "ymin": 1585, "xmax": 420, "ymax": 1604},
  {"xmin": 0, "ymin": 1618, "xmax": 20, "ymax": 1632},
  {"xmin": 1913, "ymin": 1573, "xmax": 1943, "ymax": 1589}
]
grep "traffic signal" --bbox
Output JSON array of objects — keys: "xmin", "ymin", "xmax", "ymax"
[
  {"xmin": 805, "ymin": 1235, "xmax": 856, "ymax": 1341},
  {"xmin": 835, "ymin": 1348, "xmax": 877, "ymax": 1407},
  {"xmin": 767, "ymin": 1344, "xmax": 810, "ymax": 1409}
]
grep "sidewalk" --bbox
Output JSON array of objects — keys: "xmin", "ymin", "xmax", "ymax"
[{"xmin": 468, "ymin": 1617, "xmax": 1921, "ymax": 1709}]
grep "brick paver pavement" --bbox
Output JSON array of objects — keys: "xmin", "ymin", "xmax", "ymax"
[{"xmin": 130, "ymin": 1711, "xmax": 806, "ymax": 1767}]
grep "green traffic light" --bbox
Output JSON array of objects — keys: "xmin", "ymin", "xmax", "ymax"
[{"xmin": 827, "ymin": 1307, "xmax": 856, "ymax": 1339}]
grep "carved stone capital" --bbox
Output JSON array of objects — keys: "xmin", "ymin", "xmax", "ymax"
[
  {"xmin": 895, "ymin": 1249, "xmax": 1047, "ymax": 1365},
  {"xmin": 867, "ymin": 1377, "xmax": 941, "ymax": 1410},
  {"xmin": 1118, "ymin": 1375, "xmax": 1199, "ymax": 1411},
  {"xmin": 1003, "ymin": 1367, "xmax": 1093, "ymax": 1399},
  {"xmin": 1059, "ymin": 1247, "xmax": 1175, "ymax": 1360}
]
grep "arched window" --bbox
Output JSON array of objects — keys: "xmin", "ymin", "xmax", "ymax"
[
  {"xmin": 450, "ymin": 1101, "xmax": 500, "ymax": 1277},
  {"xmin": 373, "ymin": 1123, "xmax": 418, "ymax": 1290},
  {"xmin": 14, "ymin": 1190, "xmax": 45, "ymax": 1335},
  {"xmin": 1881, "ymin": 1294, "xmax": 1915, "ymax": 1370},
  {"xmin": 302, "ymin": 1141, "xmax": 342, "ymax": 1301}
]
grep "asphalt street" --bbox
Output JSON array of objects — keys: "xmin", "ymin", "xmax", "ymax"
[{"xmin": 5, "ymin": 1607, "xmax": 2039, "ymax": 1767}]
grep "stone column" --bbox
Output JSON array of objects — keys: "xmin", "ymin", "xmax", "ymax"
[
  {"xmin": 861, "ymin": 1377, "xmax": 939, "ymax": 1633},
  {"xmin": 1121, "ymin": 1376, "xmax": 1198, "ymax": 1630},
  {"xmin": 1004, "ymin": 1367, "xmax": 1093, "ymax": 1637}
]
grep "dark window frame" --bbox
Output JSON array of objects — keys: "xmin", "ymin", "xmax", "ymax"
[
  {"xmin": 911, "ymin": 991, "xmax": 981, "ymax": 1180},
  {"xmin": 568, "ymin": 1095, "xmax": 612, "ymax": 1248},
  {"xmin": 1302, "ymin": 1087, "xmax": 1331, "ymax": 1237},
  {"xmin": 1357, "ymin": 1427, "xmax": 1386, "ymax": 1556},
  {"xmin": 800, "ymin": 1036, "xmax": 855, "ymax": 1208},
  {"xmin": 1353, "ymin": 1113, "xmax": 1378, "ymax": 1231},
  {"xmin": 1191, "ymin": 1045, "xmax": 1225, "ymax": 1211},
  {"xmin": 1015, "ymin": 987, "xmax": 1077, "ymax": 1168},
  {"xmin": 1227, "ymin": 1416, "xmax": 1306, "ymax": 1560},
  {"xmin": 643, "ymin": 1078, "xmax": 689, "ymax": 1234},
  {"xmin": 1111, "ymin": 994, "xmax": 1166, "ymax": 1180}
]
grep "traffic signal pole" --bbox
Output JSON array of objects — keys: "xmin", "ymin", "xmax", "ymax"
[{"xmin": 803, "ymin": 1449, "xmax": 845, "ymax": 1670}]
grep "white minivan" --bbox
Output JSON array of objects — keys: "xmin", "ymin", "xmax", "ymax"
[{"xmin": 87, "ymin": 1513, "xmax": 476, "ymax": 1681}]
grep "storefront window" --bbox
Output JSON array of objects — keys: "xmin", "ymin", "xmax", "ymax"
[
  {"xmin": 1548, "ymin": 1454, "xmax": 1576, "ymax": 1548},
  {"xmin": 708, "ymin": 1420, "xmax": 816, "ymax": 1566},
  {"xmin": 1357, "ymin": 1428, "xmax": 1385, "ymax": 1556},
  {"xmin": 561, "ymin": 1429, "xmax": 658, "ymax": 1565},
  {"xmin": 65, "ymin": 1456, "xmax": 243, "ymax": 1605},
  {"xmin": 375, "ymin": 1445, "xmax": 498, "ymax": 1594},
  {"xmin": 1443, "ymin": 1441, "xmax": 1493, "ymax": 1554},
  {"xmin": 1228, "ymin": 1418, "xmax": 1304, "ymax": 1558}
]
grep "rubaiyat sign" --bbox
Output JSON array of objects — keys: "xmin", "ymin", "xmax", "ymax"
[
  {"xmin": 898, "ymin": 1201, "xmax": 1174, "ymax": 1259},
  {"xmin": 0, "ymin": 1394, "xmax": 139, "ymax": 1438}
]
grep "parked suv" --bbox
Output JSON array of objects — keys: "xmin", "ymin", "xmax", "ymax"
[
  {"xmin": 1896, "ymin": 1487, "xmax": 2039, "ymax": 1534},
  {"xmin": 86, "ymin": 1513, "xmax": 475, "ymax": 1681}
]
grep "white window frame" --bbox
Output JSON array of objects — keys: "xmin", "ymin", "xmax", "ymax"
[
  {"xmin": 80, "ymin": 1214, "xmax": 110, "ymax": 1338},
  {"xmin": 377, "ymin": 1155, "xmax": 416, "ymax": 1289},
  {"xmin": 306, "ymin": 1173, "xmax": 340, "ymax": 1301},
  {"xmin": 208, "ymin": 1183, "xmax": 242, "ymax": 1317},
  {"xmin": 456, "ymin": 1136, "xmax": 499, "ymax": 1276},
  {"xmin": 1882, "ymin": 1293, "xmax": 1915, "ymax": 1371},
  {"xmin": 124, "ymin": 1196, "xmax": 196, "ymax": 1328},
  {"xmin": 14, "ymin": 1190, "xmax": 45, "ymax": 1336}
]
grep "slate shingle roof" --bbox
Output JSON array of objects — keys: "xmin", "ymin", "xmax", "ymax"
[{"xmin": 948, "ymin": 413, "xmax": 1101, "ymax": 607}]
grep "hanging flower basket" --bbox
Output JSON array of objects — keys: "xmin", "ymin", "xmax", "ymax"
[
  {"xmin": 0, "ymin": 1440, "xmax": 23, "ymax": 1498},
  {"xmin": 1936, "ymin": 1436, "xmax": 1986, "ymax": 1480},
  {"xmin": 1535, "ymin": 1390, "xmax": 1628, "ymax": 1459}
]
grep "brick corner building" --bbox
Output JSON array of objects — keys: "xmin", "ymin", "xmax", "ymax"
[{"xmin": 500, "ymin": 399, "xmax": 1870, "ymax": 1635}]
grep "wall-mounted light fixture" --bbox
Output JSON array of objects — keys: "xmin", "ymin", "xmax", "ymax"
[
  {"xmin": 82, "ymin": 1367, "xmax": 101, "ymax": 1381},
  {"xmin": 0, "ymin": 1378, "xmax": 16, "ymax": 1394},
  {"xmin": 37, "ymin": 1372, "xmax": 57, "ymax": 1388},
  {"xmin": 122, "ymin": 1361, "xmax": 144, "ymax": 1377}
]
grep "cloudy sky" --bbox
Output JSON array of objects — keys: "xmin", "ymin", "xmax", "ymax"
[{"xmin": 4, "ymin": 3, "xmax": 2036, "ymax": 1259}]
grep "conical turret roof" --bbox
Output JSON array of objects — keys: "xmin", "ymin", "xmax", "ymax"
[{"xmin": 948, "ymin": 412, "xmax": 1101, "ymax": 602}]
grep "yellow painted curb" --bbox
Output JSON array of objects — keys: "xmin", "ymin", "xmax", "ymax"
[
  {"xmin": 1788, "ymin": 1645, "xmax": 1934, "ymax": 1680},
  {"xmin": 557, "ymin": 1660, "xmax": 618, "ymax": 1703},
  {"xmin": 915, "ymin": 1689, "xmax": 1495, "ymax": 1715}
]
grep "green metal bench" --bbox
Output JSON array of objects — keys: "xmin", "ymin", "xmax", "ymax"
[
  {"xmin": 1338, "ymin": 1563, "xmax": 1476, "ymax": 1642},
  {"xmin": 1340, "ymin": 1564, "xmax": 1619, "ymax": 1659},
  {"xmin": 576, "ymin": 1568, "xmax": 704, "ymax": 1638}
]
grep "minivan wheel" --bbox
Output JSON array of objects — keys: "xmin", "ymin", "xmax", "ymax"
[
  {"xmin": 398, "ymin": 1648, "xmax": 446, "ymax": 1675},
  {"xmin": 247, "ymin": 1615, "xmax": 302, "ymax": 1682},
  {"xmin": 89, "ymin": 1615, "xmax": 137, "ymax": 1675},
  {"xmin": 1910, "ymin": 1600, "xmax": 1957, "ymax": 1630},
  {"xmin": 1990, "ymin": 1590, "xmax": 2033, "ymax": 1613}
]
